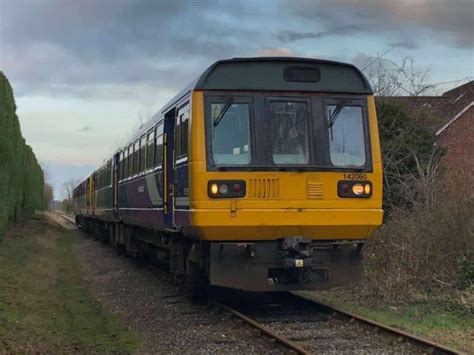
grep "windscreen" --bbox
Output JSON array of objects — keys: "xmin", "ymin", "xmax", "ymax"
[
  {"xmin": 269, "ymin": 101, "xmax": 309, "ymax": 164},
  {"xmin": 206, "ymin": 94, "xmax": 370, "ymax": 170},
  {"xmin": 211, "ymin": 102, "xmax": 251, "ymax": 165},
  {"xmin": 326, "ymin": 105, "xmax": 366, "ymax": 167}
]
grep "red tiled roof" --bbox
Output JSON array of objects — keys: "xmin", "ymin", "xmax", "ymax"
[{"xmin": 377, "ymin": 81, "xmax": 474, "ymax": 133}]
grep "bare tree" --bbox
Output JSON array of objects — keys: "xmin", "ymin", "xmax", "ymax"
[
  {"xmin": 62, "ymin": 178, "xmax": 79, "ymax": 201},
  {"xmin": 61, "ymin": 178, "xmax": 81, "ymax": 212},
  {"xmin": 360, "ymin": 53, "xmax": 434, "ymax": 97},
  {"xmin": 43, "ymin": 182, "xmax": 54, "ymax": 210}
]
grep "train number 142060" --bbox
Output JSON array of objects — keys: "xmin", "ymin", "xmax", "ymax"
[{"xmin": 343, "ymin": 173, "xmax": 367, "ymax": 180}]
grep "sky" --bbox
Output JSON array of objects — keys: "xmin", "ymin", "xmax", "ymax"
[{"xmin": 1, "ymin": 0, "xmax": 473, "ymax": 199}]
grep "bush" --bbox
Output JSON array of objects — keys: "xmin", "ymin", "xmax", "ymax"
[
  {"xmin": 0, "ymin": 71, "xmax": 44, "ymax": 239},
  {"xmin": 376, "ymin": 100, "xmax": 437, "ymax": 212},
  {"xmin": 457, "ymin": 254, "xmax": 474, "ymax": 290},
  {"xmin": 363, "ymin": 174, "xmax": 473, "ymax": 310}
]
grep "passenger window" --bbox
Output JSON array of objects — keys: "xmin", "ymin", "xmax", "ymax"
[
  {"xmin": 175, "ymin": 116, "xmax": 182, "ymax": 158},
  {"xmin": 139, "ymin": 135, "xmax": 146, "ymax": 172},
  {"xmin": 146, "ymin": 130, "xmax": 155, "ymax": 169},
  {"xmin": 120, "ymin": 152, "xmax": 125, "ymax": 180},
  {"xmin": 269, "ymin": 101, "xmax": 309, "ymax": 164},
  {"xmin": 133, "ymin": 141, "xmax": 139, "ymax": 174},
  {"xmin": 123, "ymin": 150, "xmax": 127, "ymax": 179},
  {"xmin": 326, "ymin": 105, "xmax": 366, "ymax": 167},
  {"xmin": 127, "ymin": 145, "xmax": 132, "ymax": 177},
  {"xmin": 211, "ymin": 102, "xmax": 251, "ymax": 165},
  {"xmin": 108, "ymin": 160, "xmax": 112, "ymax": 185},
  {"xmin": 155, "ymin": 135, "xmax": 164, "ymax": 167}
]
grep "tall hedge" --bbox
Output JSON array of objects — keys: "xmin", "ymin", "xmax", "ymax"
[{"xmin": 0, "ymin": 71, "xmax": 44, "ymax": 239}]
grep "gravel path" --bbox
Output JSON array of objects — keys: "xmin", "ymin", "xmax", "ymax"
[{"xmin": 74, "ymin": 234, "xmax": 283, "ymax": 354}]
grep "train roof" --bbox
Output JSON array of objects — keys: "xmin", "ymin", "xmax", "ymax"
[{"xmin": 193, "ymin": 57, "xmax": 373, "ymax": 94}]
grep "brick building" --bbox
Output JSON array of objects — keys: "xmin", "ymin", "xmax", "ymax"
[
  {"xmin": 434, "ymin": 82, "xmax": 473, "ymax": 174},
  {"xmin": 380, "ymin": 81, "xmax": 473, "ymax": 175}
]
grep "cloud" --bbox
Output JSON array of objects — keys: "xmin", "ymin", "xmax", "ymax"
[
  {"xmin": 389, "ymin": 41, "xmax": 419, "ymax": 50},
  {"xmin": 0, "ymin": 0, "xmax": 263, "ymax": 99},
  {"xmin": 277, "ymin": 24, "xmax": 367, "ymax": 42},
  {"xmin": 279, "ymin": 0, "xmax": 474, "ymax": 49},
  {"xmin": 77, "ymin": 125, "xmax": 92, "ymax": 132}
]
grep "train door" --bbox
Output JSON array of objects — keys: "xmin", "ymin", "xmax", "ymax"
[{"xmin": 163, "ymin": 107, "xmax": 176, "ymax": 229}]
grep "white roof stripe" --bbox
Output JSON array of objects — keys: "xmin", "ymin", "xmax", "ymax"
[{"xmin": 436, "ymin": 101, "xmax": 474, "ymax": 136}]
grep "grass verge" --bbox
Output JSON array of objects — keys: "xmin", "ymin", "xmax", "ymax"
[
  {"xmin": 0, "ymin": 213, "xmax": 139, "ymax": 352},
  {"xmin": 300, "ymin": 288, "xmax": 474, "ymax": 354}
]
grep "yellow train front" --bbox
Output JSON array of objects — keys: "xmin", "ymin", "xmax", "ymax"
[
  {"xmin": 74, "ymin": 57, "xmax": 383, "ymax": 292},
  {"xmin": 184, "ymin": 57, "xmax": 383, "ymax": 291}
]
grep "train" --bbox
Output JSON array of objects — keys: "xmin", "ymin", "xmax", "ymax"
[{"xmin": 73, "ymin": 57, "xmax": 383, "ymax": 293}]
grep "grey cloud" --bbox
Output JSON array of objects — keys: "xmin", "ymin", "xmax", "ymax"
[
  {"xmin": 280, "ymin": 0, "xmax": 474, "ymax": 48},
  {"xmin": 389, "ymin": 41, "xmax": 419, "ymax": 50},
  {"xmin": 0, "ymin": 0, "xmax": 264, "ymax": 98},
  {"xmin": 277, "ymin": 24, "xmax": 369, "ymax": 42},
  {"xmin": 78, "ymin": 125, "xmax": 92, "ymax": 132},
  {"xmin": 2, "ymin": 0, "xmax": 472, "ymax": 101}
]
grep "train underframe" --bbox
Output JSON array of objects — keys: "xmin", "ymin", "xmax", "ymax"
[{"xmin": 76, "ymin": 215, "xmax": 364, "ymax": 293}]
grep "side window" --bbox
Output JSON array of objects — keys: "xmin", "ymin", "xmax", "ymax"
[
  {"xmin": 155, "ymin": 135, "xmax": 164, "ymax": 167},
  {"xmin": 127, "ymin": 145, "xmax": 133, "ymax": 178},
  {"xmin": 175, "ymin": 103, "xmax": 190, "ymax": 161},
  {"xmin": 107, "ymin": 160, "xmax": 112, "ymax": 186},
  {"xmin": 133, "ymin": 140, "xmax": 139, "ymax": 175},
  {"xmin": 139, "ymin": 135, "xmax": 146, "ymax": 172},
  {"xmin": 123, "ymin": 150, "xmax": 127, "ymax": 179},
  {"xmin": 175, "ymin": 114, "xmax": 182, "ymax": 158},
  {"xmin": 155, "ymin": 123, "xmax": 164, "ymax": 167},
  {"xmin": 146, "ymin": 129, "xmax": 155, "ymax": 169},
  {"xmin": 120, "ymin": 151, "xmax": 124, "ymax": 180}
]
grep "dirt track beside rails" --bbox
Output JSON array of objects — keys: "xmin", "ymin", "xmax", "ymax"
[{"xmin": 73, "ymin": 232, "xmax": 283, "ymax": 354}]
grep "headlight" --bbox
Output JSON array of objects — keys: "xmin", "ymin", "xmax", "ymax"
[
  {"xmin": 338, "ymin": 180, "xmax": 372, "ymax": 198},
  {"xmin": 208, "ymin": 180, "xmax": 246, "ymax": 198}
]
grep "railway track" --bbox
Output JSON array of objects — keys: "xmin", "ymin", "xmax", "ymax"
[
  {"xmin": 54, "ymin": 211, "xmax": 461, "ymax": 354},
  {"xmin": 215, "ymin": 292, "xmax": 461, "ymax": 354}
]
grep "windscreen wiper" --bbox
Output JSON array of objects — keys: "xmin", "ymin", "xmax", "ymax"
[
  {"xmin": 327, "ymin": 101, "xmax": 345, "ymax": 128},
  {"xmin": 213, "ymin": 98, "xmax": 233, "ymax": 127}
]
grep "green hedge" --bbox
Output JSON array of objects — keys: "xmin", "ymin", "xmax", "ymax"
[{"xmin": 0, "ymin": 71, "xmax": 44, "ymax": 239}]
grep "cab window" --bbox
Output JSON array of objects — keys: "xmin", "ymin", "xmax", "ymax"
[
  {"xmin": 269, "ymin": 101, "xmax": 309, "ymax": 164},
  {"xmin": 326, "ymin": 105, "xmax": 366, "ymax": 167},
  {"xmin": 210, "ymin": 102, "xmax": 251, "ymax": 165}
]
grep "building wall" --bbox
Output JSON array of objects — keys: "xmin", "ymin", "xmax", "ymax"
[{"xmin": 437, "ymin": 107, "xmax": 473, "ymax": 175}]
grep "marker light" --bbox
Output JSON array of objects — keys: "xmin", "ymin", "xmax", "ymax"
[
  {"xmin": 338, "ymin": 180, "xmax": 372, "ymax": 198},
  {"xmin": 219, "ymin": 184, "xmax": 229, "ymax": 194},
  {"xmin": 352, "ymin": 184, "xmax": 364, "ymax": 195},
  {"xmin": 208, "ymin": 180, "xmax": 246, "ymax": 198},
  {"xmin": 364, "ymin": 184, "xmax": 371, "ymax": 195}
]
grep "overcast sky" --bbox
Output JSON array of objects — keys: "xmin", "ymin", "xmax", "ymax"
[{"xmin": 1, "ymin": 0, "xmax": 473, "ymax": 198}]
